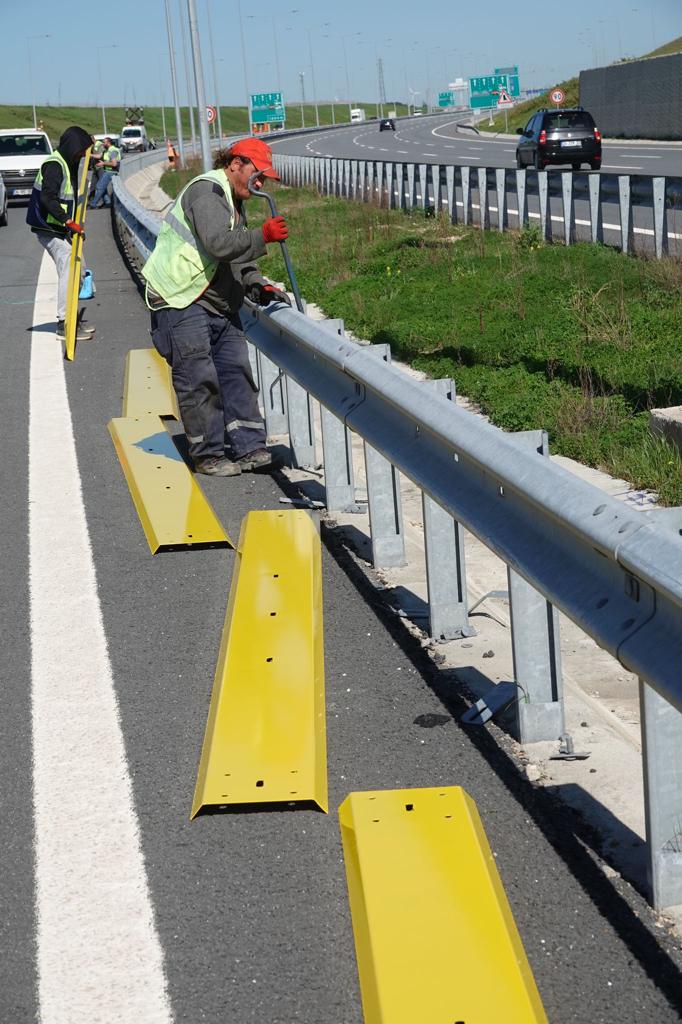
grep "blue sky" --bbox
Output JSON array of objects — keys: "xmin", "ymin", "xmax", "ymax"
[{"xmin": 0, "ymin": 0, "xmax": 679, "ymax": 110}]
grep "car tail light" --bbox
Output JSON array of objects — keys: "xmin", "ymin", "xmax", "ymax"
[
  {"xmin": 593, "ymin": 127, "xmax": 602, "ymax": 142},
  {"xmin": 538, "ymin": 129, "xmax": 547, "ymax": 145}
]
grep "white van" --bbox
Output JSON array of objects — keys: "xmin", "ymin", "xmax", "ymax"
[
  {"xmin": 350, "ymin": 108, "xmax": 366, "ymax": 124},
  {"xmin": 120, "ymin": 125, "xmax": 149, "ymax": 154},
  {"xmin": 0, "ymin": 128, "xmax": 52, "ymax": 203}
]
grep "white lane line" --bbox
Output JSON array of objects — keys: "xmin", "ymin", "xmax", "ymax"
[
  {"xmin": 608, "ymin": 153, "xmax": 661, "ymax": 158},
  {"xmin": 601, "ymin": 164, "xmax": 645, "ymax": 170},
  {"xmin": 396, "ymin": 150, "xmax": 409, "ymax": 154},
  {"xmin": 30, "ymin": 253, "xmax": 172, "ymax": 1024}
]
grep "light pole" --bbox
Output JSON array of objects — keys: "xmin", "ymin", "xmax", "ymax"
[
  {"xmin": 178, "ymin": 0, "xmax": 197, "ymax": 155},
  {"xmin": 158, "ymin": 60, "xmax": 167, "ymax": 138},
  {"xmin": 27, "ymin": 34, "xmax": 50, "ymax": 130},
  {"xmin": 205, "ymin": 0, "xmax": 223, "ymax": 144},
  {"xmin": 164, "ymin": 0, "xmax": 185, "ymax": 165},
  {"xmin": 306, "ymin": 29, "xmax": 320, "ymax": 127},
  {"xmin": 298, "ymin": 71, "xmax": 306, "ymax": 128},
  {"xmin": 186, "ymin": 0, "xmax": 212, "ymax": 172},
  {"xmin": 236, "ymin": 0, "xmax": 251, "ymax": 132},
  {"xmin": 96, "ymin": 44, "xmax": 117, "ymax": 134}
]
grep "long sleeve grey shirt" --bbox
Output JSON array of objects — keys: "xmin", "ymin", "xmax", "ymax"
[{"xmin": 180, "ymin": 176, "xmax": 267, "ymax": 317}]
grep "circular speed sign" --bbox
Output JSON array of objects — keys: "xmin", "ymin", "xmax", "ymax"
[
  {"xmin": 550, "ymin": 88, "xmax": 565, "ymax": 106},
  {"xmin": 206, "ymin": 105, "xmax": 217, "ymax": 124}
]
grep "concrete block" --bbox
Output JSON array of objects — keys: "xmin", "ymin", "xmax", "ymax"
[{"xmin": 649, "ymin": 406, "xmax": 682, "ymax": 452}]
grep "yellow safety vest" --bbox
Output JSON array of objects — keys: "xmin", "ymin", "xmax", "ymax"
[
  {"xmin": 102, "ymin": 145, "xmax": 121, "ymax": 173},
  {"xmin": 29, "ymin": 150, "xmax": 74, "ymax": 228},
  {"xmin": 142, "ymin": 169, "xmax": 236, "ymax": 309}
]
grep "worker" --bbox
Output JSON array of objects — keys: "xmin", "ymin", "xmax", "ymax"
[
  {"xmin": 26, "ymin": 125, "xmax": 95, "ymax": 342},
  {"xmin": 89, "ymin": 136, "xmax": 121, "ymax": 209},
  {"xmin": 141, "ymin": 138, "xmax": 290, "ymax": 477},
  {"xmin": 88, "ymin": 137, "xmax": 104, "ymax": 200}
]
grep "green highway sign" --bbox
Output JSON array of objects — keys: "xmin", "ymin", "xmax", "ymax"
[
  {"xmin": 250, "ymin": 91, "xmax": 285, "ymax": 125},
  {"xmin": 468, "ymin": 74, "xmax": 510, "ymax": 109},
  {"xmin": 438, "ymin": 90, "xmax": 455, "ymax": 107},
  {"xmin": 494, "ymin": 66, "xmax": 520, "ymax": 97}
]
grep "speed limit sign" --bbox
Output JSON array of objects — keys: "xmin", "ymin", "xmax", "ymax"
[
  {"xmin": 206, "ymin": 105, "xmax": 217, "ymax": 124},
  {"xmin": 550, "ymin": 88, "xmax": 565, "ymax": 106}
]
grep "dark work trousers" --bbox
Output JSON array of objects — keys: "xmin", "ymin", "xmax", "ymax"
[{"xmin": 150, "ymin": 303, "xmax": 266, "ymax": 462}]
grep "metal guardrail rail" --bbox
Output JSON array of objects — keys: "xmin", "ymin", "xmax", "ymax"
[
  {"xmin": 273, "ymin": 150, "xmax": 682, "ymax": 259},
  {"xmin": 112, "ymin": 155, "xmax": 682, "ymax": 913}
]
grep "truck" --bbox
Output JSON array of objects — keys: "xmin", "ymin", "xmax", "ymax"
[{"xmin": 350, "ymin": 108, "xmax": 366, "ymax": 123}]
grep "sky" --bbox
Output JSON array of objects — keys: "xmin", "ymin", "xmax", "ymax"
[{"xmin": 0, "ymin": 0, "xmax": 679, "ymax": 111}]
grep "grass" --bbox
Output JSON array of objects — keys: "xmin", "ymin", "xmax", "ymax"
[
  {"xmin": 247, "ymin": 185, "xmax": 682, "ymax": 504},
  {"xmin": 0, "ymin": 102, "xmax": 409, "ymax": 148}
]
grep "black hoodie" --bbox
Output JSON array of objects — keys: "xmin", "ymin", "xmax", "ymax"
[{"xmin": 29, "ymin": 125, "xmax": 92, "ymax": 235}]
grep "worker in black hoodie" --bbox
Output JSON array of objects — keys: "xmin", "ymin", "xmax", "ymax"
[{"xmin": 27, "ymin": 125, "xmax": 95, "ymax": 341}]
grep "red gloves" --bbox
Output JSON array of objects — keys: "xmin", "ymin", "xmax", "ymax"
[
  {"xmin": 65, "ymin": 219, "xmax": 85, "ymax": 237},
  {"xmin": 258, "ymin": 284, "xmax": 291, "ymax": 306},
  {"xmin": 262, "ymin": 215, "xmax": 288, "ymax": 243}
]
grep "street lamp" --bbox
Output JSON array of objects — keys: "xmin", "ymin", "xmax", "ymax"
[
  {"xmin": 163, "ymin": 0, "xmax": 185, "ymax": 165},
  {"xmin": 236, "ymin": 0, "xmax": 251, "ymax": 132},
  {"xmin": 96, "ymin": 44, "xmax": 117, "ymax": 134},
  {"xmin": 298, "ymin": 71, "xmax": 306, "ymax": 128},
  {"xmin": 26, "ymin": 34, "xmax": 50, "ymax": 130},
  {"xmin": 206, "ymin": 0, "xmax": 223, "ymax": 144}
]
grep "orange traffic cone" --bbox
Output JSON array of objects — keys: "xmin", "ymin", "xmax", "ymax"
[{"xmin": 166, "ymin": 138, "xmax": 178, "ymax": 169}]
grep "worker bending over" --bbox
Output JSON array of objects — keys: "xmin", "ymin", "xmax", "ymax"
[
  {"xmin": 142, "ymin": 138, "xmax": 290, "ymax": 476},
  {"xmin": 26, "ymin": 125, "xmax": 94, "ymax": 342}
]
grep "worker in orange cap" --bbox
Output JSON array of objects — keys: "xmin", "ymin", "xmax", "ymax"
[{"xmin": 142, "ymin": 138, "xmax": 290, "ymax": 476}]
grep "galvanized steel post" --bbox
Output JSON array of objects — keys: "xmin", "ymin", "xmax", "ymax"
[
  {"xmin": 561, "ymin": 172, "xmax": 574, "ymax": 246},
  {"xmin": 363, "ymin": 345, "xmax": 406, "ymax": 568}
]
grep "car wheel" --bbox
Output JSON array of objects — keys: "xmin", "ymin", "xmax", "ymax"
[
  {"xmin": 589, "ymin": 160, "xmax": 601, "ymax": 171},
  {"xmin": 515, "ymin": 151, "xmax": 523, "ymax": 169},
  {"xmin": 571, "ymin": 162, "xmax": 581, "ymax": 171},
  {"xmin": 533, "ymin": 150, "xmax": 543, "ymax": 171}
]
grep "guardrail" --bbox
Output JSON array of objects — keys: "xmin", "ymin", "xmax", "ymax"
[
  {"xmin": 273, "ymin": 151, "xmax": 682, "ymax": 260},
  {"xmin": 112, "ymin": 155, "xmax": 682, "ymax": 913}
]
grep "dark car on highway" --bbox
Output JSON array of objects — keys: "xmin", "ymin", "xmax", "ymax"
[
  {"xmin": 515, "ymin": 108, "xmax": 602, "ymax": 171},
  {"xmin": 379, "ymin": 118, "xmax": 396, "ymax": 132}
]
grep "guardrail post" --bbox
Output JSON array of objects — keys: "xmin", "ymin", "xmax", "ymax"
[
  {"xmin": 537, "ymin": 170, "xmax": 549, "ymax": 240},
  {"xmin": 588, "ymin": 172, "xmax": 603, "ymax": 244},
  {"xmin": 387, "ymin": 163, "xmax": 397, "ymax": 209},
  {"xmin": 619, "ymin": 175, "xmax": 633, "ymax": 254},
  {"xmin": 420, "ymin": 378, "xmax": 475, "ymax": 640},
  {"xmin": 640, "ymin": 678, "xmax": 682, "ymax": 910},
  {"xmin": 638, "ymin": 507, "xmax": 682, "ymax": 910},
  {"xmin": 344, "ymin": 159, "xmax": 351, "ymax": 198},
  {"xmin": 285, "ymin": 376, "xmax": 316, "ymax": 469},
  {"xmin": 316, "ymin": 157, "xmax": 323, "ymax": 192},
  {"xmin": 515, "ymin": 169, "xmax": 527, "ymax": 229},
  {"xmin": 507, "ymin": 429, "xmax": 564, "ymax": 743},
  {"xmin": 652, "ymin": 177, "xmax": 667, "ymax": 260},
  {"xmin": 358, "ymin": 161, "xmax": 366, "ymax": 203},
  {"xmin": 495, "ymin": 168, "xmax": 506, "ymax": 232},
  {"xmin": 446, "ymin": 165, "xmax": 455, "ymax": 223},
  {"xmin": 376, "ymin": 162, "xmax": 385, "ymax": 206},
  {"xmin": 320, "ymin": 405, "xmax": 356, "ymax": 512},
  {"xmin": 350, "ymin": 159, "xmax": 358, "ymax": 199},
  {"xmin": 461, "ymin": 166, "xmax": 471, "ymax": 225},
  {"xmin": 406, "ymin": 164, "xmax": 415, "ymax": 210},
  {"xmin": 561, "ymin": 171, "xmax": 574, "ymax": 246},
  {"xmin": 331, "ymin": 159, "xmax": 338, "ymax": 196},
  {"xmin": 433, "ymin": 165, "xmax": 442, "ymax": 213},
  {"xmin": 363, "ymin": 344, "xmax": 406, "ymax": 568},
  {"xmin": 418, "ymin": 163, "xmax": 427, "ymax": 209},
  {"xmin": 325, "ymin": 158, "xmax": 332, "ymax": 195},
  {"xmin": 477, "ymin": 168, "xmax": 488, "ymax": 229},
  {"xmin": 257, "ymin": 350, "xmax": 288, "ymax": 436}
]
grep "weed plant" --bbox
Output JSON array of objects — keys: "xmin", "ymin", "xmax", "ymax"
[{"xmin": 256, "ymin": 186, "xmax": 682, "ymax": 503}]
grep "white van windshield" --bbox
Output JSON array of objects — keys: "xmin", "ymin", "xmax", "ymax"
[
  {"xmin": 0, "ymin": 134, "xmax": 50, "ymax": 156},
  {"xmin": 122, "ymin": 128, "xmax": 142, "ymax": 138}
]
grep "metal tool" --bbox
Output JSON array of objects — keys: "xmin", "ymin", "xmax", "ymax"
[{"xmin": 247, "ymin": 172, "xmax": 304, "ymax": 312}]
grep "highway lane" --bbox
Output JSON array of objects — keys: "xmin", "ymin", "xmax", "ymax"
[
  {"xmin": 2, "ymin": 208, "xmax": 682, "ymax": 1022},
  {"xmin": 270, "ymin": 114, "xmax": 682, "ymax": 176}
]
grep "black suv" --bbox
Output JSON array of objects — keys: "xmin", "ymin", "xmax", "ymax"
[
  {"xmin": 379, "ymin": 118, "xmax": 396, "ymax": 132},
  {"xmin": 515, "ymin": 108, "xmax": 602, "ymax": 171}
]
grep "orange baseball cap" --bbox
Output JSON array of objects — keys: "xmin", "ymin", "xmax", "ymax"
[{"xmin": 228, "ymin": 138, "xmax": 280, "ymax": 179}]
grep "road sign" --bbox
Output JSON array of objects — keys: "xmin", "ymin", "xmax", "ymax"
[
  {"xmin": 469, "ymin": 74, "xmax": 509, "ymax": 109},
  {"xmin": 550, "ymin": 88, "xmax": 565, "ymax": 106},
  {"xmin": 438, "ymin": 90, "xmax": 455, "ymax": 107},
  {"xmin": 494, "ymin": 66, "xmax": 520, "ymax": 98},
  {"xmin": 250, "ymin": 91, "xmax": 285, "ymax": 125},
  {"xmin": 206, "ymin": 106, "xmax": 217, "ymax": 125},
  {"xmin": 496, "ymin": 88, "xmax": 513, "ymax": 107}
]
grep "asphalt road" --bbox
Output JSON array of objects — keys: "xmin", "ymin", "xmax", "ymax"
[
  {"xmin": 2, "ymin": 206, "xmax": 682, "ymax": 1022},
  {"xmin": 269, "ymin": 113, "xmax": 682, "ymax": 177}
]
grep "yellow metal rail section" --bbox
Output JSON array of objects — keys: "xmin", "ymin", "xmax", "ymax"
[
  {"xmin": 108, "ymin": 414, "xmax": 232, "ymax": 554},
  {"xmin": 64, "ymin": 146, "xmax": 91, "ymax": 362},
  {"xmin": 122, "ymin": 348, "xmax": 179, "ymax": 419},
  {"xmin": 191, "ymin": 510, "xmax": 327, "ymax": 818},
  {"xmin": 339, "ymin": 787, "xmax": 548, "ymax": 1024}
]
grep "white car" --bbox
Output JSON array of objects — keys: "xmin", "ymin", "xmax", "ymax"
[
  {"xmin": 0, "ymin": 172, "xmax": 7, "ymax": 226},
  {"xmin": 0, "ymin": 128, "xmax": 53, "ymax": 204},
  {"xmin": 119, "ymin": 125, "xmax": 149, "ymax": 153}
]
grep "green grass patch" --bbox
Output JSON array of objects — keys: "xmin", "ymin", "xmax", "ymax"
[{"xmin": 254, "ymin": 185, "xmax": 682, "ymax": 503}]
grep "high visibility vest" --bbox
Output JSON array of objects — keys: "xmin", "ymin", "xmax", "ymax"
[
  {"xmin": 26, "ymin": 149, "xmax": 74, "ymax": 231},
  {"xmin": 93, "ymin": 140, "xmax": 104, "ymax": 156},
  {"xmin": 142, "ymin": 169, "xmax": 236, "ymax": 309},
  {"xmin": 102, "ymin": 145, "xmax": 121, "ymax": 173}
]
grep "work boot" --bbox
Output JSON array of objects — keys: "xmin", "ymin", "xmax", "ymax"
[
  {"xmin": 194, "ymin": 455, "xmax": 242, "ymax": 477},
  {"xmin": 236, "ymin": 448, "xmax": 278, "ymax": 472},
  {"xmin": 56, "ymin": 320, "xmax": 96, "ymax": 341}
]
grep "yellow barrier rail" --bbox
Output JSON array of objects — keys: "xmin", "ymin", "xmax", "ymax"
[{"xmin": 64, "ymin": 146, "xmax": 91, "ymax": 362}]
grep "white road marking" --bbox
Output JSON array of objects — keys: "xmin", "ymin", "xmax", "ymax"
[
  {"xmin": 423, "ymin": 153, "xmax": 438, "ymax": 158},
  {"xmin": 601, "ymin": 164, "xmax": 644, "ymax": 170},
  {"xmin": 30, "ymin": 254, "xmax": 173, "ymax": 1024}
]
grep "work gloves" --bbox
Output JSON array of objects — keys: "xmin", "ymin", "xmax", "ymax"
[
  {"xmin": 257, "ymin": 283, "xmax": 291, "ymax": 307},
  {"xmin": 262, "ymin": 215, "xmax": 288, "ymax": 243},
  {"xmin": 65, "ymin": 219, "xmax": 85, "ymax": 238}
]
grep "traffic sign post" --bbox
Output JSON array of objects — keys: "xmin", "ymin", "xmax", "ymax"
[
  {"xmin": 550, "ymin": 88, "xmax": 565, "ymax": 107},
  {"xmin": 250, "ymin": 91, "xmax": 286, "ymax": 134}
]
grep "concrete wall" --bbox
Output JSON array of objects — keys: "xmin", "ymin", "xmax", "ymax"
[{"xmin": 579, "ymin": 52, "xmax": 682, "ymax": 140}]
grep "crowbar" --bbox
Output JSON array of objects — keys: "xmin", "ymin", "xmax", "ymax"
[{"xmin": 248, "ymin": 172, "xmax": 304, "ymax": 313}]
